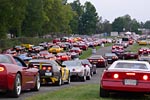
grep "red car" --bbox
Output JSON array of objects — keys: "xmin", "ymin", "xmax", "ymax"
[
  {"xmin": 56, "ymin": 52, "xmax": 71, "ymax": 61},
  {"xmin": 88, "ymin": 55, "xmax": 107, "ymax": 67},
  {"xmin": 69, "ymin": 47, "xmax": 82, "ymax": 55},
  {"xmin": 0, "ymin": 54, "xmax": 40, "ymax": 97},
  {"xmin": 39, "ymin": 51, "xmax": 56, "ymax": 60},
  {"xmin": 100, "ymin": 60, "xmax": 150, "ymax": 97},
  {"xmin": 122, "ymin": 51, "xmax": 138, "ymax": 59},
  {"xmin": 138, "ymin": 47, "xmax": 150, "ymax": 55},
  {"xmin": 111, "ymin": 43, "xmax": 124, "ymax": 53}
]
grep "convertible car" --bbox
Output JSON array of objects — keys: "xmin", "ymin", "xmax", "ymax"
[
  {"xmin": 0, "ymin": 54, "xmax": 40, "ymax": 97},
  {"xmin": 100, "ymin": 60, "xmax": 150, "ymax": 97},
  {"xmin": 28, "ymin": 59, "xmax": 70, "ymax": 86}
]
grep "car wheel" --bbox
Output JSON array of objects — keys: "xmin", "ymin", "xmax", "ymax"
[
  {"xmin": 55, "ymin": 76, "xmax": 62, "ymax": 86},
  {"xmin": 100, "ymin": 86, "xmax": 109, "ymax": 97},
  {"xmin": 93, "ymin": 69, "xmax": 97, "ymax": 74},
  {"xmin": 31, "ymin": 73, "xmax": 40, "ymax": 91},
  {"xmin": 80, "ymin": 75, "xmax": 86, "ymax": 82},
  {"xmin": 86, "ymin": 74, "xmax": 91, "ymax": 80},
  {"xmin": 66, "ymin": 76, "xmax": 71, "ymax": 84},
  {"xmin": 11, "ymin": 74, "xmax": 22, "ymax": 98}
]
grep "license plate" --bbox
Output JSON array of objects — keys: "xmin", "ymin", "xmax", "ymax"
[
  {"xmin": 124, "ymin": 79, "xmax": 137, "ymax": 85},
  {"xmin": 45, "ymin": 72, "xmax": 52, "ymax": 76}
]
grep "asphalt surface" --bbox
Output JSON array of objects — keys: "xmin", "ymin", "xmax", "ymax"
[{"xmin": 0, "ymin": 46, "xmax": 112, "ymax": 100}]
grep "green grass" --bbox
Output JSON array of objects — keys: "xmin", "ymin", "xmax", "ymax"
[
  {"xmin": 79, "ymin": 43, "xmax": 113, "ymax": 59},
  {"xmin": 128, "ymin": 43, "xmax": 150, "ymax": 52},
  {"xmin": 26, "ymin": 84, "xmax": 150, "ymax": 100}
]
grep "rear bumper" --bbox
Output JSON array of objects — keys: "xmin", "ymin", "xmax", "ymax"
[{"xmin": 101, "ymin": 80, "xmax": 150, "ymax": 92}]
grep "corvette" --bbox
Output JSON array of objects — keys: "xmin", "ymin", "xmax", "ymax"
[
  {"xmin": 0, "ymin": 54, "xmax": 40, "ymax": 97},
  {"xmin": 100, "ymin": 60, "xmax": 150, "ymax": 97}
]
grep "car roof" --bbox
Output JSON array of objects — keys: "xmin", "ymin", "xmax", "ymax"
[{"xmin": 108, "ymin": 60, "xmax": 150, "ymax": 70}]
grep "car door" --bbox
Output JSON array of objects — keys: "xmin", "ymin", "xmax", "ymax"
[{"xmin": 13, "ymin": 57, "xmax": 35, "ymax": 89}]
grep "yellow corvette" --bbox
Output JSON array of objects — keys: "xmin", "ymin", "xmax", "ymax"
[
  {"xmin": 28, "ymin": 59, "xmax": 70, "ymax": 86},
  {"xmin": 138, "ymin": 40, "xmax": 147, "ymax": 45},
  {"xmin": 49, "ymin": 45, "xmax": 63, "ymax": 54},
  {"xmin": 21, "ymin": 43, "xmax": 34, "ymax": 49}
]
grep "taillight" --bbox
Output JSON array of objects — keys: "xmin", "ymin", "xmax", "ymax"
[
  {"xmin": 98, "ymin": 59, "xmax": 104, "ymax": 62},
  {"xmin": 47, "ymin": 67, "xmax": 52, "ymax": 71},
  {"xmin": 42, "ymin": 67, "xmax": 46, "ymax": 70},
  {"xmin": 143, "ymin": 75, "xmax": 148, "ymax": 80},
  {"xmin": 0, "ymin": 67, "xmax": 4, "ymax": 71},
  {"xmin": 126, "ymin": 73, "xmax": 135, "ymax": 75},
  {"xmin": 113, "ymin": 74, "xmax": 119, "ymax": 79},
  {"xmin": 34, "ymin": 66, "xmax": 38, "ymax": 68},
  {"xmin": 89, "ymin": 60, "xmax": 92, "ymax": 62}
]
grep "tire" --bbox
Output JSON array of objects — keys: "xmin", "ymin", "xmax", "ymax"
[
  {"xmin": 66, "ymin": 76, "xmax": 71, "ymax": 84},
  {"xmin": 11, "ymin": 74, "xmax": 22, "ymax": 98},
  {"xmin": 86, "ymin": 74, "xmax": 91, "ymax": 80},
  {"xmin": 100, "ymin": 86, "xmax": 109, "ymax": 97},
  {"xmin": 55, "ymin": 77, "xmax": 62, "ymax": 86},
  {"xmin": 93, "ymin": 69, "xmax": 97, "ymax": 74},
  {"xmin": 80, "ymin": 75, "xmax": 86, "ymax": 82},
  {"xmin": 31, "ymin": 73, "xmax": 40, "ymax": 91}
]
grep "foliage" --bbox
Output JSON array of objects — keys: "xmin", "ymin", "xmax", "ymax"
[
  {"xmin": 144, "ymin": 20, "xmax": 150, "ymax": 29},
  {"xmin": 112, "ymin": 15, "xmax": 140, "ymax": 34}
]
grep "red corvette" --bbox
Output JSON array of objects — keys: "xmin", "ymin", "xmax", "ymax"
[
  {"xmin": 100, "ymin": 60, "xmax": 150, "ymax": 97},
  {"xmin": 138, "ymin": 47, "xmax": 150, "ymax": 55},
  {"xmin": 0, "ymin": 54, "xmax": 40, "ymax": 97}
]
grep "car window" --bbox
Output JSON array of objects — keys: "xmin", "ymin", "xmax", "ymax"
[
  {"xmin": 115, "ymin": 62, "xmax": 147, "ymax": 69},
  {"xmin": 0, "ymin": 55, "xmax": 13, "ymax": 64},
  {"xmin": 13, "ymin": 57, "xmax": 27, "ymax": 67}
]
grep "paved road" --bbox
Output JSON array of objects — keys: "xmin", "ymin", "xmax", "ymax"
[{"xmin": 0, "ymin": 46, "xmax": 111, "ymax": 100}]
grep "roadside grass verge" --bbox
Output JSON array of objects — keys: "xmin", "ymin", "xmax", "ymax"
[
  {"xmin": 128, "ymin": 43, "xmax": 150, "ymax": 52},
  {"xmin": 79, "ymin": 43, "xmax": 113, "ymax": 59},
  {"xmin": 26, "ymin": 84, "xmax": 150, "ymax": 100}
]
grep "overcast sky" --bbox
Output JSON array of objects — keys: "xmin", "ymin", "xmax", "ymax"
[{"xmin": 67, "ymin": 0, "xmax": 150, "ymax": 23}]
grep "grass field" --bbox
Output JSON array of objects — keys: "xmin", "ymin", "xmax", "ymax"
[{"xmin": 26, "ymin": 84, "xmax": 150, "ymax": 100}]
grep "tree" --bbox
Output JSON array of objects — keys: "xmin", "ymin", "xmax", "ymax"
[
  {"xmin": 144, "ymin": 20, "xmax": 150, "ymax": 29},
  {"xmin": 22, "ymin": 0, "xmax": 45, "ymax": 37},
  {"xmin": 79, "ymin": 2, "xmax": 98, "ymax": 35},
  {"xmin": 0, "ymin": 0, "xmax": 12, "ymax": 39},
  {"xmin": 69, "ymin": 0, "xmax": 83, "ymax": 34},
  {"xmin": 9, "ymin": 0, "xmax": 28, "ymax": 37},
  {"xmin": 103, "ymin": 20, "xmax": 112, "ymax": 34}
]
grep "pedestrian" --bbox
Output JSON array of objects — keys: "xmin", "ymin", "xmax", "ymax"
[
  {"xmin": 92, "ymin": 47, "xmax": 96, "ymax": 54},
  {"xmin": 101, "ymin": 43, "xmax": 104, "ymax": 47}
]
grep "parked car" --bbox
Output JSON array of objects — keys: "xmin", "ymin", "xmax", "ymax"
[
  {"xmin": 0, "ymin": 54, "xmax": 40, "ymax": 97},
  {"xmin": 88, "ymin": 55, "xmax": 107, "ymax": 67},
  {"xmin": 56, "ymin": 52, "xmax": 71, "ymax": 62},
  {"xmin": 69, "ymin": 47, "xmax": 82, "ymax": 55},
  {"xmin": 100, "ymin": 60, "xmax": 150, "ymax": 97},
  {"xmin": 80, "ymin": 59, "xmax": 97, "ymax": 76},
  {"xmin": 103, "ymin": 53, "xmax": 118, "ymax": 64},
  {"xmin": 138, "ymin": 47, "xmax": 150, "ymax": 55},
  {"xmin": 28, "ymin": 59, "xmax": 70, "ymax": 86},
  {"xmin": 48, "ymin": 45, "xmax": 64, "ymax": 54},
  {"xmin": 62, "ymin": 60, "xmax": 88, "ymax": 81},
  {"xmin": 138, "ymin": 54, "xmax": 150, "ymax": 63},
  {"xmin": 122, "ymin": 51, "xmax": 138, "ymax": 59}
]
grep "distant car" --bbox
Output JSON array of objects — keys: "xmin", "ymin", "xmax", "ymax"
[
  {"xmin": 138, "ymin": 40, "xmax": 147, "ymax": 45},
  {"xmin": 103, "ymin": 53, "xmax": 118, "ymax": 64},
  {"xmin": 62, "ymin": 60, "xmax": 88, "ymax": 81},
  {"xmin": 138, "ymin": 54, "xmax": 150, "ymax": 63},
  {"xmin": 0, "ymin": 54, "xmax": 40, "ymax": 97},
  {"xmin": 100, "ymin": 60, "xmax": 150, "ymax": 97},
  {"xmin": 39, "ymin": 51, "xmax": 56, "ymax": 60},
  {"xmin": 138, "ymin": 47, "xmax": 150, "ymax": 55},
  {"xmin": 17, "ymin": 53, "xmax": 32, "ymax": 64},
  {"xmin": 49, "ymin": 45, "xmax": 64, "ymax": 54},
  {"xmin": 80, "ymin": 59, "xmax": 97, "ymax": 76},
  {"xmin": 28, "ymin": 59, "xmax": 70, "ymax": 86},
  {"xmin": 122, "ymin": 51, "xmax": 138, "ymax": 59},
  {"xmin": 56, "ymin": 52, "xmax": 71, "ymax": 62},
  {"xmin": 88, "ymin": 55, "xmax": 107, "ymax": 67},
  {"xmin": 111, "ymin": 43, "xmax": 124, "ymax": 53},
  {"xmin": 69, "ymin": 47, "xmax": 82, "ymax": 55}
]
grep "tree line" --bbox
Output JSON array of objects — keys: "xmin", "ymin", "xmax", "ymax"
[{"xmin": 0, "ymin": 0, "xmax": 150, "ymax": 39}]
